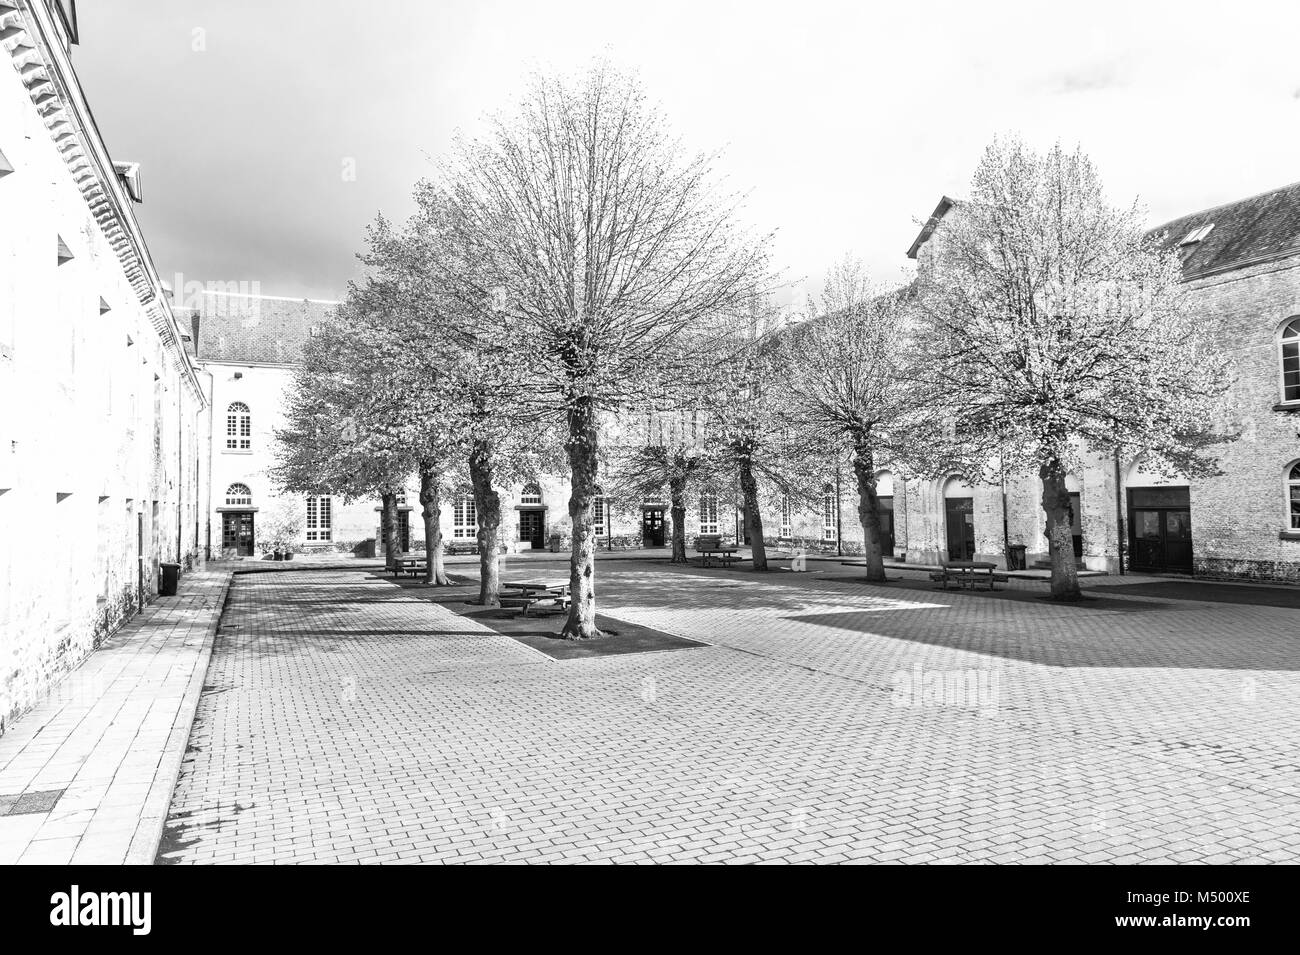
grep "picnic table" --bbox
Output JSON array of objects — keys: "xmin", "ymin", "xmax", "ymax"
[
  {"xmin": 698, "ymin": 544, "xmax": 741, "ymax": 568},
  {"xmin": 500, "ymin": 580, "xmax": 571, "ymax": 616},
  {"xmin": 694, "ymin": 534, "xmax": 742, "ymax": 568},
  {"xmin": 389, "ymin": 555, "xmax": 425, "ymax": 578},
  {"xmin": 930, "ymin": 560, "xmax": 1008, "ymax": 591}
]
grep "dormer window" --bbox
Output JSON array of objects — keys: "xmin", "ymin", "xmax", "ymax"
[{"xmin": 1180, "ymin": 223, "xmax": 1214, "ymax": 246}]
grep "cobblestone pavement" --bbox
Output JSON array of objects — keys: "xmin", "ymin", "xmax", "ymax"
[{"xmin": 159, "ymin": 563, "xmax": 1300, "ymax": 864}]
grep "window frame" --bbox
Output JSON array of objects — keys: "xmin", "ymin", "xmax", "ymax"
[
  {"xmin": 225, "ymin": 401, "xmax": 252, "ymax": 452},
  {"xmin": 452, "ymin": 490, "xmax": 478, "ymax": 539},
  {"xmin": 520, "ymin": 482, "xmax": 543, "ymax": 506},
  {"xmin": 306, "ymin": 494, "xmax": 332, "ymax": 542},
  {"xmin": 1287, "ymin": 460, "xmax": 1300, "ymax": 531},
  {"xmin": 699, "ymin": 491, "xmax": 719, "ymax": 536},
  {"xmin": 1280, "ymin": 317, "xmax": 1300, "ymax": 406},
  {"xmin": 225, "ymin": 483, "xmax": 252, "ymax": 507},
  {"xmin": 779, "ymin": 492, "xmax": 792, "ymax": 538},
  {"xmin": 822, "ymin": 484, "xmax": 837, "ymax": 541}
]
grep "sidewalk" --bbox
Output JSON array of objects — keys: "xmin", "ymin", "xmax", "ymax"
[{"xmin": 0, "ymin": 566, "xmax": 231, "ymax": 865}]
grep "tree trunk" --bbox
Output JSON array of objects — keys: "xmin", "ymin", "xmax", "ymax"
[
  {"xmin": 738, "ymin": 453, "xmax": 767, "ymax": 571},
  {"xmin": 852, "ymin": 440, "xmax": 887, "ymax": 582},
  {"xmin": 418, "ymin": 460, "xmax": 450, "ymax": 585},
  {"xmin": 562, "ymin": 395, "xmax": 602, "ymax": 640},
  {"xmin": 669, "ymin": 472, "xmax": 688, "ymax": 564},
  {"xmin": 381, "ymin": 491, "xmax": 400, "ymax": 565},
  {"xmin": 1040, "ymin": 456, "xmax": 1081, "ymax": 601},
  {"xmin": 468, "ymin": 440, "xmax": 502, "ymax": 606}
]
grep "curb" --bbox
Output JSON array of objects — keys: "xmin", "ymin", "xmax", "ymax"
[{"xmin": 123, "ymin": 568, "xmax": 235, "ymax": 866}]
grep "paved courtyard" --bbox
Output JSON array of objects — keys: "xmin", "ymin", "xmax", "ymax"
[{"xmin": 159, "ymin": 561, "xmax": 1300, "ymax": 864}]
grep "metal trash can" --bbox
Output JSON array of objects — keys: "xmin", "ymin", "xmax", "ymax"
[
  {"xmin": 159, "ymin": 562, "xmax": 180, "ymax": 596},
  {"xmin": 1006, "ymin": 544, "xmax": 1027, "ymax": 571}
]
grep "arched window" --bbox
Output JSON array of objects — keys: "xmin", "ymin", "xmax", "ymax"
[
  {"xmin": 1281, "ymin": 318, "xmax": 1300, "ymax": 404},
  {"xmin": 520, "ymin": 482, "xmax": 542, "ymax": 506},
  {"xmin": 225, "ymin": 483, "xmax": 252, "ymax": 507},
  {"xmin": 822, "ymin": 483, "xmax": 837, "ymax": 541},
  {"xmin": 225, "ymin": 402, "xmax": 251, "ymax": 451},
  {"xmin": 1288, "ymin": 461, "xmax": 1300, "ymax": 530},
  {"xmin": 453, "ymin": 487, "xmax": 477, "ymax": 539},
  {"xmin": 699, "ymin": 491, "xmax": 719, "ymax": 535}
]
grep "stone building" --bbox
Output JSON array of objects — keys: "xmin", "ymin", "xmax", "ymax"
[
  {"xmin": 0, "ymin": 1, "xmax": 208, "ymax": 732},
  {"xmin": 189, "ymin": 289, "xmax": 766, "ymax": 557},
  {"xmin": 768, "ymin": 185, "xmax": 1300, "ymax": 582}
]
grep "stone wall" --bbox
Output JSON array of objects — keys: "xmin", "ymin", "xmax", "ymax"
[{"xmin": 0, "ymin": 27, "xmax": 206, "ymax": 735}]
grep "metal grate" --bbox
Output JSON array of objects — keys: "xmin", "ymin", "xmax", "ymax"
[{"xmin": 0, "ymin": 788, "xmax": 66, "ymax": 816}]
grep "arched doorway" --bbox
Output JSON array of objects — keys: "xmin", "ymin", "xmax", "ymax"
[
  {"xmin": 943, "ymin": 476, "xmax": 975, "ymax": 561},
  {"xmin": 220, "ymin": 483, "xmax": 256, "ymax": 556},
  {"xmin": 1125, "ymin": 455, "xmax": 1192, "ymax": 573},
  {"xmin": 517, "ymin": 482, "xmax": 546, "ymax": 550}
]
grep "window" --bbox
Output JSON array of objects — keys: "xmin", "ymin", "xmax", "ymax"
[
  {"xmin": 822, "ymin": 484, "xmax": 837, "ymax": 541},
  {"xmin": 1179, "ymin": 223, "xmax": 1214, "ymax": 246},
  {"xmin": 1281, "ymin": 318, "xmax": 1300, "ymax": 404},
  {"xmin": 306, "ymin": 495, "xmax": 332, "ymax": 541},
  {"xmin": 395, "ymin": 490, "xmax": 407, "ymax": 506},
  {"xmin": 593, "ymin": 495, "xmax": 608, "ymax": 537},
  {"xmin": 779, "ymin": 493, "xmax": 792, "ymax": 538},
  {"xmin": 699, "ymin": 492, "xmax": 719, "ymax": 535},
  {"xmin": 453, "ymin": 490, "xmax": 477, "ymax": 539},
  {"xmin": 225, "ymin": 483, "xmax": 252, "ymax": 507},
  {"xmin": 520, "ymin": 482, "xmax": 542, "ymax": 505},
  {"xmin": 1288, "ymin": 462, "xmax": 1300, "ymax": 530},
  {"xmin": 225, "ymin": 402, "xmax": 251, "ymax": 450}
]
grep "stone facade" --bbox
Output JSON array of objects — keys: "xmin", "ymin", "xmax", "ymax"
[{"xmin": 0, "ymin": 1, "xmax": 208, "ymax": 733}]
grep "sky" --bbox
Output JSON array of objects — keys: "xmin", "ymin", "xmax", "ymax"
[{"xmin": 74, "ymin": 0, "xmax": 1300, "ymax": 307}]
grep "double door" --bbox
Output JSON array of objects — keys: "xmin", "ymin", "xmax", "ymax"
[
  {"xmin": 642, "ymin": 508, "xmax": 666, "ymax": 547},
  {"xmin": 222, "ymin": 511, "xmax": 255, "ymax": 556},
  {"xmin": 1128, "ymin": 487, "xmax": 1192, "ymax": 573},
  {"xmin": 518, "ymin": 510, "xmax": 545, "ymax": 549}
]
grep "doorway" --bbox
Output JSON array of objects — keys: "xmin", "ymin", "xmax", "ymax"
[
  {"xmin": 221, "ymin": 511, "xmax": 255, "ymax": 556},
  {"xmin": 1068, "ymin": 492, "xmax": 1084, "ymax": 559},
  {"xmin": 1127, "ymin": 487, "xmax": 1192, "ymax": 573},
  {"xmin": 518, "ymin": 509, "xmax": 546, "ymax": 549},
  {"xmin": 642, "ymin": 507, "xmax": 666, "ymax": 547},
  {"xmin": 878, "ymin": 496, "xmax": 895, "ymax": 556},
  {"xmin": 944, "ymin": 497, "xmax": 975, "ymax": 561}
]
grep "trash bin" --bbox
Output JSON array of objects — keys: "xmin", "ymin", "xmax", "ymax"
[
  {"xmin": 1006, "ymin": 544, "xmax": 1027, "ymax": 571},
  {"xmin": 159, "ymin": 562, "xmax": 180, "ymax": 596}
]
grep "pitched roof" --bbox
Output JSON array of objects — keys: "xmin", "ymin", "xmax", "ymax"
[
  {"xmin": 1146, "ymin": 180, "xmax": 1300, "ymax": 279},
  {"xmin": 192, "ymin": 292, "xmax": 340, "ymax": 364}
]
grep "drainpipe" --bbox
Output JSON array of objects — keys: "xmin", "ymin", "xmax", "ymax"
[
  {"xmin": 201, "ymin": 367, "xmax": 215, "ymax": 561},
  {"xmin": 1113, "ymin": 448, "xmax": 1125, "ymax": 575},
  {"xmin": 835, "ymin": 459, "xmax": 843, "ymax": 558}
]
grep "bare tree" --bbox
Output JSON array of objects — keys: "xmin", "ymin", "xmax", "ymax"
[
  {"xmin": 915, "ymin": 137, "xmax": 1233, "ymax": 599},
  {"xmin": 445, "ymin": 63, "xmax": 772, "ymax": 638},
  {"xmin": 785, "ymin": 258, "xmax": 941, "ymax": 581}
]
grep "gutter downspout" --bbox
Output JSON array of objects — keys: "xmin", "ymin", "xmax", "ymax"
[{"xmin": 1114, "ymin": 449, "xmax": 1125, "ymax": 575}]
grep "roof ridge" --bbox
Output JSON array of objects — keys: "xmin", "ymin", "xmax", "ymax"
[{"xmin": 1148, "ymin": 178, "xmax": 1300, "ymax": 233}]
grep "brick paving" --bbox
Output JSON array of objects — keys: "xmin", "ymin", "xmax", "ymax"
[
  {"xmin": 159, "ymin": 562, "xmax": 1300, "ymax": 864},
  {"xmin": 0, "ymin": 566, "xmax": 231, "ymax": 865}
]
